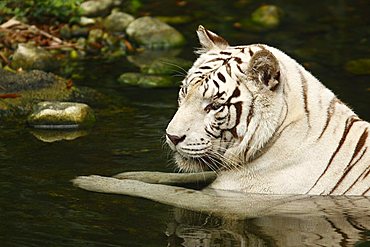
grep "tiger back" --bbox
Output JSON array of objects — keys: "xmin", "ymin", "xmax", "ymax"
[{"xmin": 165, "ymin": 25, "xmax": 370, "ymax": 196}]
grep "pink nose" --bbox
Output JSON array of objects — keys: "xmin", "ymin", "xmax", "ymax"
[{"xmin": 166, "ymin": 133, "xmax": 186, "ymax": 146}]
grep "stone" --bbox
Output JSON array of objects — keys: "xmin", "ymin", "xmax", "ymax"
[
  {"xmin": 79, "ymin": 16, "xmax": 96, "ymax": 26},
  {"xmin": 345, "ymin": 59, "xmax": 370, "ymax": 75},
  {"xmin": 0, "ymin": 68, "xmax": 103, "ymax": 120},
  {"xmin": 118, "ymin": 72, "xmax": 177, "ymax": 88},
  {"xmin": 70, "ymin": 25, "xmax": 90, "ymax": 37},
  {"xmin": 11, "ymin": 43, "xmax": 58, "ymax": 71},
  {"xmin": 80, "ymin": 0, "xmax": 123, "ymax": 17},
  {"xmin": 104, "ymin": 11, "xmax": 134, "ymax": 33},
  {"xmin": 126, "ymin": 17, "xmax": 186, "ymax": 49},
  {"xmin": 28, "ymin": 102, "xmax": 96, "ymax": 129},
  {"xmin": 87, "ymin": 29, "xmax": 104, "ymax": 43},
  {"xmin": 251, "ymin": 5, "xmax": 282, "ymax": 28}
]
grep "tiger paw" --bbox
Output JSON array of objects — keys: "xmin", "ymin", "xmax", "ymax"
[{"xmin": 72, "ymin": 175, "xmax": 122, "ymax": 193}]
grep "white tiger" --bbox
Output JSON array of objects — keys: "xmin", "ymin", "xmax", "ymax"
[
  {"xmin": 73, "ymin": 26, "xmax": 369, "ymax": 198},
  {"xmin": 165, "ymin": 25, "xmax": 370, "ymax": 196}
]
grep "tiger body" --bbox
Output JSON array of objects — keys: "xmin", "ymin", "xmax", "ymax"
[{"xmin": 166, "ymin": 26, "xmax": 370, "ymax": 196}]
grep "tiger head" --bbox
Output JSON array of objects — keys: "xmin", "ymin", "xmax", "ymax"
[{"xmin": 166, "ymin": 26, "xmax": 285, "ymax": 172}]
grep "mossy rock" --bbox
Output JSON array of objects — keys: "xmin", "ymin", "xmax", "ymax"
[
  {"xmin": 240, "ymin": 5, "xmax": 282, "ymax": 31},
  {"xmin": 104, "ymin": 11, "xmax": 134, "ymax": 33},
  {"xmin": 28, "ymin": 101, "xmax": 96, "ymax": 129},
  {"xmin": 118, "ymin": 72, "xmax": 179, "ymax": 88},
  {"xmin": 11, "ymin": 43, "xmax": 58, "ymax": 71},
  {"xmin": 0, "ymin": 68, "xmax": 102, "ymax": 120},
  {"xmin": 126, "ymin": 17, "xmax": 186, "ymax": 49},
  {"xmin": 251, "ymin": 5, "xmax": 282, "ymax": 28}
]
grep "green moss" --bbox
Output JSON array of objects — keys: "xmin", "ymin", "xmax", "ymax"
[{"xmin": 345, "ymin": 59, "xmax": 370, "ymax": 75}]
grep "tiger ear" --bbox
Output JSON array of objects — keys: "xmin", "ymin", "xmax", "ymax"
[
  {"xmin": 248, "ymin": 49, "xmax": 280, "ymax": 91},
  {"xmin": 196, "ymin": 25, "xmax": 229, "ymax": 53}
]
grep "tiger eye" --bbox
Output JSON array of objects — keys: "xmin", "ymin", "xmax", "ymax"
[{"xmin": 204, "ymin": 103, "xmax": 222, "ymax": 113}]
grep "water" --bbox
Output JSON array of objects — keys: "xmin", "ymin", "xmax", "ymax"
[{"xmin": 1, "ymin": 0, "xmax": 370, "ymax": 246}]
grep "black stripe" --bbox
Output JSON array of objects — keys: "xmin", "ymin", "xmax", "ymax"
[
  {"xmin": 217, "ymin": 72, "xmax": 226, "ymax": 83},
  {"xmin": 298, "ymin": 68, "xmax": 311, "ymax": 128},
  {"xmin": 317, "ymin": 97, "xmax": 339, "ymax": 140},
  {"xmin": 229, "ymin": 102, "xmax": 242, "ymax": 138},
  {"xmin": 329, "ymin": 129, "xmax": 368, "ymax": 194},
  {"xmin": 308, "ymin": 116, "xmax": 361, "ymax": 193},
  {"xmin": 207, "ymin": 58, "xmax": 225, "ymax": 63},
  {"xmin": 205, "ymin": 128, "xmax": 219, "ymax": 139},
  {"xmin": 213, "ymin": 79, "xmax": 219, "ymax": 89},
  {"xmin": 343, "ymin": 149, "xmax": 368, "ymax": 195},
  {"xmin": 200, "ymin": 66, "xmax": 212, "ymax": 70},
  {"xmin": 351, "ymin": 128, "xmax": 368, "ymax": 160},
  {"xmin": 234, "ymin": 57, "xmax": 243, "ymax": 64},
  {"xmin": 249, "ymin": 48, "xmax": 254, "ymax": 57},
  {"xmin": 229, "ymin": 87, "xmax": 240, "ymax": 100},
  {"xmin": 220, "ymin": 51, "xmax": 231, "ymax": 55},
  {"xmin": 215, "ymin": 115, "xmax": 227, "ymax": 121},
  {"xmin": 364, "ymin": 165, "xmax": 370, "ymax": 179},
  {"xmin": 237, "ymin": 64, "xmax": 244, "ymax": 74},
  {"xmin": 362, "ymin": 187, "xmax": 370, "ymax": 196},
  {"xmin": 202, "ymin": 83, "xmax": 209, "ymax": 97},
  {"xmin": 225, "ymin": 63, "xmax": 232, "ymax": 77}
]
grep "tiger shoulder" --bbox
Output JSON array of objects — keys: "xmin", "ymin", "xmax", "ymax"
[{"xmin": 165, "ymin": 25, "xmax": 370, "ymax": 196}]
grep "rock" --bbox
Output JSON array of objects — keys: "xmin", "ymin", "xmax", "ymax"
[
  {"xmin": 11, "ymin": 43, "xmax": 58, "ymax": 71},
  {"xmin": 80, "ymin": 0, "xmax": 122, "ymax": 17},
  {"xmin": 251, "ymin": 5, "xmax": 282, "ymax": 28},
  {"xmin": 28, "ymin": 102, "xmax": 95, "ymax": 129},
  {"xmin": 126, "ymin": 17, "xmax": 186, "ymax": 49},
  {"xmin": 87, "ymin": 29, "xmax": 104, "ymax": 43},
  {"xmin": 59, "ymin": 25, "xmax": 72, "ymax": 39},
  {"xmin": 345, "ymin": 59, "xmax": 370, "ymax": 75},
  {"xmin": 118, "ymin": 72, "xmax": 178, "ymax": 88},
  {"xmin": 79, "ymin": 16, "xmax": 96, "ymax": 26},
  {"xmin": 0, "ymin": 68, "xmax": 101, "ymax": 119},
  {"xmin": 70, "ymin": 25, "xmax": 90, "ymax": 37},
  {"xmin": 104, "ymin": 11, "xmax": 134, "ymax": 33}
]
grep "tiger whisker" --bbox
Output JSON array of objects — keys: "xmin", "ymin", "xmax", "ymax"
[{"xmin": 159, "ymin": 60, "xmax": 188, "ymax": 75}]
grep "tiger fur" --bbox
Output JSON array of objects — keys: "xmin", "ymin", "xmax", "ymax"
[{"xmin": 165, "ymin": 25, "xmax": 370, "ymax": 196}]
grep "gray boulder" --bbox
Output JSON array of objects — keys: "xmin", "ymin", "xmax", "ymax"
[
  {"xmin": 104, "ymin": 11, "xmax": 134, "ymax": 33},
  {"xmin": 11, "ymin": 43, "xmax": 58, "ymax": 71},
  {"xmin": 80, "ymin": 0, "xmax": 123, "ymax": 17},
  {"xmin": 28, "ymin": 102, "xmax": 96, "ymax": 129},
  {"xmin": 126, "ymin": 17, "xmax": 185, "ymax": 49}
]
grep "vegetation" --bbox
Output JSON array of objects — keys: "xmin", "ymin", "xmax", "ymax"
[{"xmin": 0, "ymin": 0, "xmax": 83, "ymax": 23}]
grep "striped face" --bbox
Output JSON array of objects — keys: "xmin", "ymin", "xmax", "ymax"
[{"xmin": 166, "ymin": 26, "xmax": 281, "ymax": 172}]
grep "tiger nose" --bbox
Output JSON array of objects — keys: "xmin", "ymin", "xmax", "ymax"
[{"xmin": 166, "ymin": 133, "xmax": 186, "ymax": 146}]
